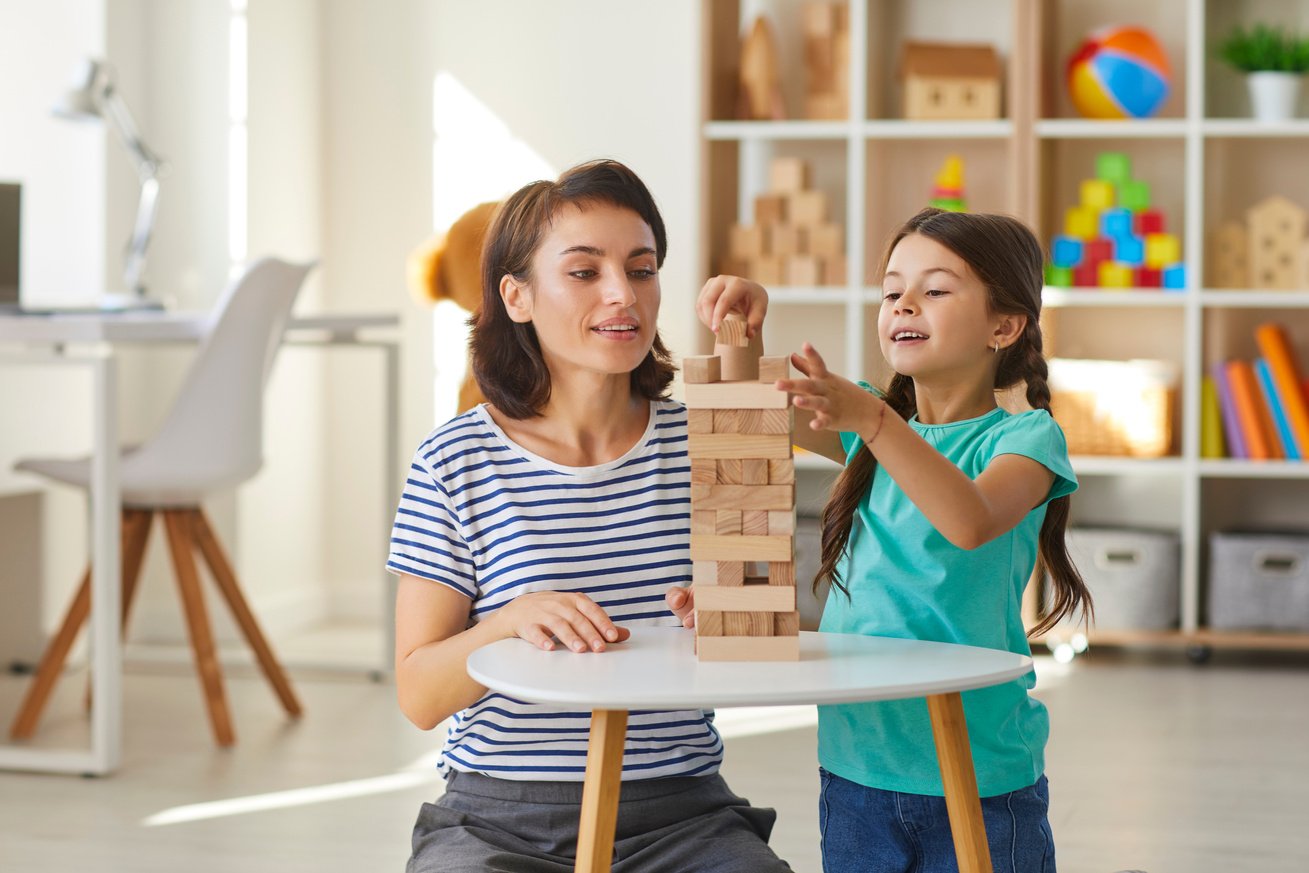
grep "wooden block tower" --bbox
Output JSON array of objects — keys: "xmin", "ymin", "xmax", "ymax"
[{"xmin": 683, "ymin": 314, "xmax": 800, "ymax": 661}]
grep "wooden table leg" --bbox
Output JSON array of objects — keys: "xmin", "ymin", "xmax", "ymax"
[
  {"xmin": 926, "ymin": 692, "xmax": 993, "ymax": 873},
  {"xmin": 575, "ymin": 708, "xmax": 628, "ymax": 873}
]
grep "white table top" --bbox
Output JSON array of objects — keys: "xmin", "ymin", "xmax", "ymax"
[{"xmin": 466, "ymin": 627, "xmax": 1034, "ymax": 710}]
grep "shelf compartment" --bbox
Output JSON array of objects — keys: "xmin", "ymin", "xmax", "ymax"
[{"xmin": 1204, "ymin": 0, "xmax": 1309, "ymax": 120}]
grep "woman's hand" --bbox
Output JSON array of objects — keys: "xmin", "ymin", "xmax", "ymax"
[
  {"xmin": 665, "ymin": 585, "xmax": 695, "ymax": 628},
  {"xmin": 697, "ymin": 275, "xmax": 769, "ymax": 339},
  {"xmin": 779, "ymin": 342, "xmax": 884, "ymax": 437},
  {"xmin": 494, "ymin": 591, "xmax": 630, "ymax": 653}
]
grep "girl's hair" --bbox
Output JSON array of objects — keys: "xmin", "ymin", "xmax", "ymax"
[
  {"xmin": 469, "ymin": 159, "xmax": 676, "ymax": 420},
  {"xmin": 814, "ymin": 207, "xmax": 1092, "ymax": 638}
]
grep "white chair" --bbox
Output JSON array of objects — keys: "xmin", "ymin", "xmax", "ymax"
[{"xmin": 9, "ymin": 257, "xmax": 314, "ymax": 747}]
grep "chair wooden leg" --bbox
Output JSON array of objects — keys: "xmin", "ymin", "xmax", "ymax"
[
  {"xmin": 190, "ymin": 509, "xmax": 303, "ymax": 718},
  {"xmin": 163, "ymin": 510, "xmax": 235, "ymax": 747},
  {"xmin": 85, "ymin": 509, "xmax": 154, "ymax": 711},
  {"xmin": 9, "ymin": 567, "xmax": 92, "ymax": 739}
]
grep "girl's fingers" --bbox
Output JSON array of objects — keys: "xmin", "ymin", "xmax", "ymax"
[
  {"xmin": 789, "ymin": 352, "xmax": 813, "ymax": 377},
  {"xmin": 799, "ymin": 342, "xmax": 829, "ymax": 377}
]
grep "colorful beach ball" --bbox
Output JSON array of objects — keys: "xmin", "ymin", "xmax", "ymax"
[{"xmin": 1066, "ymin": 26, "xmax": 1171, "ymax": 119}]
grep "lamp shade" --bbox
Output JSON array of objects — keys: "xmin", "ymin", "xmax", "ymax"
[{"xmin": 52, "ymin": 58, "xmax": 108, "ymax": 121}]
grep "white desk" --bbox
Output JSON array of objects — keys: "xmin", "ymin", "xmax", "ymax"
[
  {"xmin": 0, "ymin": 310, "xmax": 400, "ymax": 776},
  {"xmin": 468, "ymin": 627, "xmax": 1034, "ymax": 873}
]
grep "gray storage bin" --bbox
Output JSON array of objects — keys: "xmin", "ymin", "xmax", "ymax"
[
  {"xmin": 1053, "ymin": 527, "xmax": 1180, "ymax": 631},
  {"xmin": 1208, "ymin": 531, "xmax": 1309, "ymax": 632}
]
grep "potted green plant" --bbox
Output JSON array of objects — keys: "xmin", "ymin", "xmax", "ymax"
[{"xmin": 1216, "ymin": 24, "xmax": 1309, "ymax": 121}]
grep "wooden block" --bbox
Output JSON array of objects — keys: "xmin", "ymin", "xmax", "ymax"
[
  {"xmin": 714, "ymin": 510, "xmax": 743, "ymax": 536},
  {"xmin": 789, "ymin": 190, "xmax": 828, "ymax": 225},
  {"xmin": 715, "ymin": 255, "xmax": 747, "ymax": 278},
  {"xmin": 697, "ymin": 635, "xmax": 800, "ymax": 661},
  {"xmin": 697, "ymin": 609, "xmax": 724, "ymax": 636},
  {"xmin": 808, "ymin": 223, "xmax": 844, "ymax": 258},
  {"xmin": 682, "ymin": 356, "xmax": 721, "ymax": 384},
  {"xmin": 821, "ymin": 256, "xmax": 847, "ymax": 286},
  {"xmin": 691, "ymin": 458, "xmax": 717, "ymax": 485},
  {"xmin": 689, "ymin": 433, "xmax": 792, "ymax": 459},
  {"xmin": 743, "ymin": 459, "xmax": 769, "ymax": 485},
  {"xmin": 742, "ymin": 509, "xmax": 770, "ymax": 535},
  {"xmin": 716, "ymin": 344, "xmax": 760, "ymax": 382},
  {"xmin": 768, "ymin": 458, "xmax": 796, "ymax": 484},
  {"xmin": 768, "ymin": 561, "xmax": 796, "ymax": 587},
  {"xmin": 785, "ymin": 255, "xmax": 822, "ymax": 286},
  {"xmin": 692, "ymin": 561, "xmax": 745, "ymax": 586},
  {"xmin": 684, "ymin": 382, "xmax": 790, "ymax": 409},
  {"xmin": 716, "ymin": 312, "xmax": 750, "ymax": 347},
  {"xmin": 768, "ymin": 510, "xmax": 796, "ymax": 535},
  {"xmin": 691, "ymin": 534, "xmax": 793, "ymax": 562},
  {"xmin": 769, "ymin": 157, "xmax": 810, "ymax": 194},
  {"xmin": 773, "ymin": 610, "xmax": 801, "ymax": 636},
  {"xmin": 687, "ymin": 408, "xmax": 714, "ymax": 434},
  {"xmin": 767, "ymin": 223, "xmax": 804, "ymax": 258},
  {"xmin": 690, "ymin": 484, "xmax": 794, "ymax": 511},
  {"xmin": 759, "ymin": 356, "xmax": 790, "ymax": 383},
  {"xmin": 804, "ymin": 92, "xmax": 847, "ymax": 121},
  {"xmin": 696, "ymin": 585, "xmax": 795, "ymax": 612},
  {"xmin": 755, "ymin": 193, "xmax": 787, "ymax": 225},
  {"xmin": 728, "ymin": 224, "xmax": 766, "ymax": 259},
  {"xmin": 723, "ymin": 611, "xmax": 774, "ymax": 636},
  {"xmin": 691, "ymin": 510, "xmax": 716, "ymax": 535},
  {"xmin": 750, "ymin": 254, "xmax": 784, "ymax": 285},
  {"xmin": 716, "ymin": 458, "xmax": 742, "ymax": 484},
  {"xmin": 713, "ymin": 407, "xmax": 790, "ymax": 434}
]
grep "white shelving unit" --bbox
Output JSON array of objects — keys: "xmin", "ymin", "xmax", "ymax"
[{"xmin": 701, "ymin": 0, "xmax": 1309, "ymax": 655}]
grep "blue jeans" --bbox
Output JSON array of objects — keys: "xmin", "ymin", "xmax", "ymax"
[{"xmin": 818, "ymin": 768, "xmax": 1055, "ymax": 873}]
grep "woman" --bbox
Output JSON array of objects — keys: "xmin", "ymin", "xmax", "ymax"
[{"xmin": 387, "ymin": 159, "xmax": 790, "ymax": 873}]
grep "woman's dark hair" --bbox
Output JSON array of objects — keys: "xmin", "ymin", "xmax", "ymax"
[
  {"xmin": 469, "ymin": 159, "xmax": 676, "ymax": 419},
  {"xmin": 814, "ymin": 207, "xmax": 1092, "ymax": 638}
]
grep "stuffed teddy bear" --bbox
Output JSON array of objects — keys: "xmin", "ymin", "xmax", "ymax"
[{"xmin": 406, "ymin": 201, "xmax": 499, "ymax": 414}]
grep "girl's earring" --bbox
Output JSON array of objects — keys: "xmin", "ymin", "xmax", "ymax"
[{"xmin": 993, "ymin": 340, "xmax": 1000, "ymax": 354}]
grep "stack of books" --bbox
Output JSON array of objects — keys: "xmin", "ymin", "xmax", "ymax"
[{"xmin": 1205, "ymin": 323, "xmax": 1309, "ymax": 461}]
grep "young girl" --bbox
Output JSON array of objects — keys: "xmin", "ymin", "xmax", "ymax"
[
  {"xmin": 684, "ymin": 207, "xmax": 1091, "ymax": 873},
  {"xmin": 388, "ymin": 160, "xmax": 790, "ymax": 873}
]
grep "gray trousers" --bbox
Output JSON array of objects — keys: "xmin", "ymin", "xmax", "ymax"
[{"xmin": 407, "ymin": 770, "xmax": 792, "ymax": 873}]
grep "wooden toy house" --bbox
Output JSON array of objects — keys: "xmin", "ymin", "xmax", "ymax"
[
  {"xmin": 1247, "ymin": 195, "xmax": 1308, "ymax": 290},
  {"xmin": 899, "ymin": 41, "xmax": 1001, "ymax": 121},
  {"xmin": 683, "ymin": 314, "xmax": 800, "ymax": 661}
]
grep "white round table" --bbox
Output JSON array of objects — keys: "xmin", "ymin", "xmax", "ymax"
[{"xmin": 467, "ymin": 627, "xmax": 1034, "ymax": 873}]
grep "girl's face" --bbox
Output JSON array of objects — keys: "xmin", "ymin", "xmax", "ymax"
[
  {"xmin": 877, "ymin": 233, "xmax": 1011, "ymax": 382},
  {"xmin": 502, "ymin": 202, "xmax": 661, "ymax": 384}
]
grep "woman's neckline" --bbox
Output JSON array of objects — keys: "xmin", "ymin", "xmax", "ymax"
[{"xmin": 475, "ymin": 400, "xmax": 658, "ymax": 476}]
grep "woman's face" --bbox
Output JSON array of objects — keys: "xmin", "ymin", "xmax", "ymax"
[{"xmin": 504, "ymin": 202, "xmax": 661, "ymax": 383}]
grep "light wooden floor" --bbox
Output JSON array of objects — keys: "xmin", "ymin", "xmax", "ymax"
[{"xmin": 1, "ymin": 632, "xmax": 1306, "ymax": 872}]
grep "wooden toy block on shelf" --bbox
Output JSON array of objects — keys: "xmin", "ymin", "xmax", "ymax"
[
  {"xmin": 802, "ymin": 1, "xmax": 849, "ymax": 121},
  {"xmin": 1247, "ymin": 196, "xmax": 1308, "ymax": 290},
  {"xmin": 1209, "ymin": 221, "xmax": 1248, "ymax": 289},
  {"xmin": 684, "ymin": 313, "xmax": 799, "ymax": 661},
  {"xmin": 899, "ymin": 41, "xmax": 1001, "ymax": 121},
  {"xmin": 738, "ymin": 16, "xmax": 787, "ymax": 121}
]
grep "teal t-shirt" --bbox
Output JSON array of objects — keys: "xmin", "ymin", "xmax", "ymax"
[{"xmin": 817, "ymin": 400, "xmax": 1077, "ymax": 798}]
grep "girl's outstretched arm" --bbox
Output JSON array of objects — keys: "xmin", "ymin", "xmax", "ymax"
[{"xmin": 781, "ymin": 343, "xmax": 1054, "ymax": 549}]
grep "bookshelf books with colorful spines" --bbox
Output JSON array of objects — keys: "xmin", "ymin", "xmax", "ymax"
[{"xmin": 1208, "ymin": 322, "xmax": 1309, "ymax": 461}]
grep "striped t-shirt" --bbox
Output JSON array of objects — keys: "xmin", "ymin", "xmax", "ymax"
[{"xmin": 386, "ymin": 399, "xmax": 723, "ymax": 781}]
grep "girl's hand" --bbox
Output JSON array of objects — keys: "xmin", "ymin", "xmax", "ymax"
[
  {"xmin": 495, "ymin": 592, "xmax": 630, "ymax": 653},
  {"xmin": 780, "ymin": 342, "xmax": 883, "ymax": 436},
  {"xmin": 665, "ymin": 585, "xmax": 696, "ymax": 628},
  {"xmin": 697, "ymin": 275, "xmax": 769, "ymax": 339}
]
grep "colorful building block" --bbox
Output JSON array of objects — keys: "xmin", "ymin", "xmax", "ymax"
[
  {"xmin": 1080, "ymin": 179, "xmax": 1115, "ymax": 210},
  {"xmin": 1045, "ymin": 264, "xmax": 1074, "ymax": 287},
  {"xmin": 1100, "ymin": 208, "xmax": 1133, "ymax": 239},
  {"xmin": 1135, "ymin": 267, "xmax": 1162, "ymax": 287},
  {"xmin": 1050, "ymin": 235, "xmax": 1083, "ymax": 268},
  {"xmin": 1145, "ymin": 233, "xmax": 1181, "ymax": 269},
  {"xmin": 1119, "ymin": 180, "xmax": 1151, "ymax": 212},
  {"xmin": 1084, "ymin": 237, "xmax": 1113, "ymax": 265},
  {"xmin": 1113, "ymin": 234, "xmax": 1145, "ymax": 266},
  {"xmin": 1065, "ymin": 206, "xmax": 1099, "ymax": 239},
  {"xmin": 1134, "ymin": 209, "xmax": 1165, "ymax": 236},
  {"xmin": 1098, "ymin": 261, "xmax": 1135, "ymax": 288},
  {"xmin": 1095, "ymin": 151, "xmax": 1132, "ymax": 187},
  {"xmin": 1072, "ymin": 263, "xmax": 1098, "ymax": 286},
  {"xmin": 1162, "ymin": 263, "xmax": 1186, "ymax": 290}
]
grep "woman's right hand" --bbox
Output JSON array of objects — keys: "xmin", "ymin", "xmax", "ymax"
[
  {"xmin": 697, "ymin": 275, "xmax": 770, "ymax": 339},
  {"xmin": 494, "ymin": 591, "xmax": 631, "ymax": 653}
]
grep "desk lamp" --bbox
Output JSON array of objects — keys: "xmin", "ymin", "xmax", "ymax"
[{"xmin": 54, "ymin": 58, "xmax": 164, "ymax": 309}]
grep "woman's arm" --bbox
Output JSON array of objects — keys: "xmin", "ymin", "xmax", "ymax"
[
  {"xmin": 781, "ymin": 344, "xmax": 1054, "ymax": 550},
  {"xmin": 394, "ymin": 576, "xmax": 631, "ymax": 730}
]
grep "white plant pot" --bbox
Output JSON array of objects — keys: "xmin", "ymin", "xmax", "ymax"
[{"xmin": 1247, "ymin": 72, "xmax": 1302, "ymax": 122}]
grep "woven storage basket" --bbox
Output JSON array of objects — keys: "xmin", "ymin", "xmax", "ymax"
[{"xmin": 1048, "ymin": 358, "xmax": 1177, "ymax": 457}]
